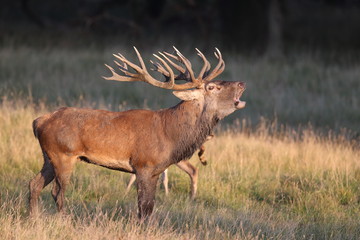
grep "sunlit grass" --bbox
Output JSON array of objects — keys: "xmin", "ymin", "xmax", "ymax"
[{"xmin": 0, "ymin": 101, "xmax": 359, "ymax": 239}]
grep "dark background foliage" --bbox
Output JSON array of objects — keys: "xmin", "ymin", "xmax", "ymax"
[{"xmin": 1, "ymin": 0, "xmax": 360, "ymax": 53}]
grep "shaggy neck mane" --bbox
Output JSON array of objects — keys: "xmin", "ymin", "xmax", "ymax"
[{"xmin": 161, "ymin": 100, "xmax": 219, "ymax": 163}]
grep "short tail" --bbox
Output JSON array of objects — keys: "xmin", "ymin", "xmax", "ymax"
[
  {"xmin": 32, "ymin": 114, "xmax": 50, "ymax": 139},
  {"xmin": 32, "ymin": 118, "xmax": 41, "ymax": 139}
]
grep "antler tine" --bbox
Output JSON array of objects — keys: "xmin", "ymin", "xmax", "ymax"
[
  {"xmin": 213, "ymin": 47, "xmax": 225, "ymax": 77},
  {"xmin": 133, "ymin": 46, "xmax": 148, "ymax": 73},
  {"xmin": 159, "ymin": 52, "xmax": 193, "ymax": 82},
  {"xmin": 159, "ymin": 52, "xmax": 185, "ymax": 73},
  {"xmin": 172, "ymin": 46, "xmax": 198, "ymax": 85},
  {"xmin": 103, "ymin": 64, "xmax": 134, "ymax": 82},
  {"xmin": 113, "ymin": 53, "xmax": 142, "ymax": 73},
  {"xmin": 203, "ymin": 48, "xmax": 225, "ymax": 81},
  {"xmin": 173, "ymin": 46, "xmax": 191, "ymax": 68},
  {"xmin": 114, "ymin": 60, "xmax": 138, "ymax": 78},
  {"xmin": 117, "ymin": 53, "xmax": 125, "ymax": 59},
  {"xmin": 150, "ymin": 60, "xmax": 170, "ymax": 77},
  {"xmin": 114, "ymin": 60, "xmax": 127, "ymax": 69},
  {"xmin": 195, "ymin": 48, "xmax": 211, "ymax": 80},
  {"xmin": 152, "ymin": 53, "xmax": 175, "ymax": 88},
  {"xmin": 163, "ymin": 51, "xmax": 180, "ymax": 61}
]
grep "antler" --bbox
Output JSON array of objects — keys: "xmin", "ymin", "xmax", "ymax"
[
  {"xmin": 160, "ymin": 47, "xmax": 211, "ymax": 82},
  {"xmin": 203, "ymin": 48, "xmax": 225, "ymax": 81},
  {"xmin": 103, "ymin": 47, "xmax": 225, "ymax": 90}
]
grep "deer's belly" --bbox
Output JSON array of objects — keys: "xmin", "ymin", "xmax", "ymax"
[{"xmin": 79, "ymin": 154, "xmax": 134, "ymax": 173}]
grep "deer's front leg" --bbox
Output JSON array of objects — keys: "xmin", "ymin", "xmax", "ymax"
[{"xmin": 136, "ymin": 170, "xmax": 160, "ymax": 219}]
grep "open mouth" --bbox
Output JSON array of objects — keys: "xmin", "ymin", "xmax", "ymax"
[{"xmin": 234, "ymin": 89, "xmax": 246, "ymax": 109}]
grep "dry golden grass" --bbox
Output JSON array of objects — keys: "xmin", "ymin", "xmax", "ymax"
[{"xmin": 0, "ymin": 100, "xmax": 359, "ymax": 239}]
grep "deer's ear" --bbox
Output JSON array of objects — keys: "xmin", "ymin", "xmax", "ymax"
[{"xmin": 172, "ymin": 89, "xmax": 203, "ymax": 101}]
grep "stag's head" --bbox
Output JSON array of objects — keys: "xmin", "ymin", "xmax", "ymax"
[{"xmin": 104, "ymin": 47, "xmax": 246, "ymax": 119}]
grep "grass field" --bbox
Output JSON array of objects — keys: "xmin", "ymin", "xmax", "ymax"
[
  {"xmin": 0, "ymin": 44, "xmax": 359, "ymax": 239},
  {"xmin": 1, "ymin": 45, "xmax": 359, "ymax": 133},
  {"xmin": 0, "ymin": 101, "xmax": 359, "ymax": 239}
]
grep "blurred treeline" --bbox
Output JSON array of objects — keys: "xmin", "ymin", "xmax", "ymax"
[{"xmin": 1, "ymin": 0, "xmax": 360, "ymax": 53}]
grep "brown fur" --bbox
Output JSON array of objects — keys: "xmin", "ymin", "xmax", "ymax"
[{"xmin": 126, "ymin": 135, "xmax": 212, "ymax": 199}]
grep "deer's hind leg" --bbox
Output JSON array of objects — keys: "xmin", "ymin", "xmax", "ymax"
[
  {"xmin": 51, "ymin": 155, "xmax": 77, "ymax": 213},
  {"xmin": 176, "ymin": 160, "xmax": 198, "ymax": 200},
  {"xmin": 161, "ymin": 169, "xmax": 169, "ymax": 195},
  {"xmin": 29, "ymin": 152, "xmax": 55, "ymax": 215},
  {"xmin": 125, "ymin": 174, "xmax": 137, "ymax": 194}
]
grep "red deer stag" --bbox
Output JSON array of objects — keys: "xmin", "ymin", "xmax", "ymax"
[{"xmin": 29, "ymin": 47, "xmax": 246, "ymax": 219}]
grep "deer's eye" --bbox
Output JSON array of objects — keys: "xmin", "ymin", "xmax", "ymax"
[{"xmin": 207, "ymin": 84, "xmax": 217, "ymax": 91}]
